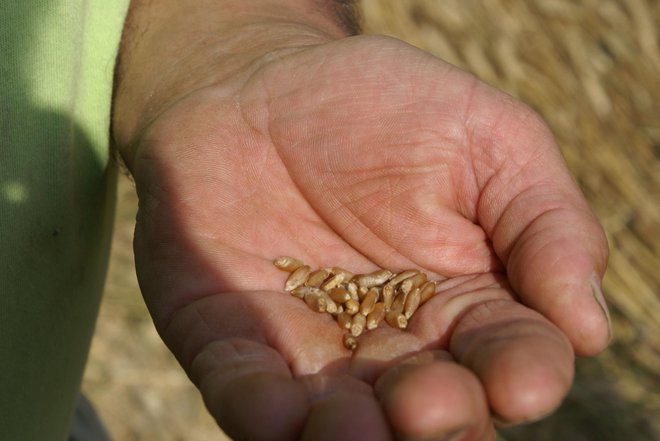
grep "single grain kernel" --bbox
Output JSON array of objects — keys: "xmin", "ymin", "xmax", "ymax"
[
  {"xmin": 343, "ymin": 333, "xmax": 358, "ymax": 350},
  {"xmin": 399, "ymin": 278, "xmax": 414, "ymax": 296},
  {"xmin": 357, "ymin": 285, "xmax": 369, "ymax": 301},
  {"xmin": 391, "ymin": 291, "xmax": 407, "ymax": 313},
  {"xmin": 329, "ymin": 267, "xmax": 354, "ymax": 282},
  {"xmin": 385, "ymin": 311, "xmax": 408, "ymax": 329},
  {"xmin": 306, "ymin": 268, "xmax": 330, "ymax": 287},
  {"xmin": 351, "ymin": 313, "xmax": 367, "ymax": 337},
  {"xmin": 321, "ymin": 273, "xmax": 344, "ymax": 291},
  {"xmin": 382, "ymin": 284, "xmax": 395, "ymax": 310},
  {"xmin": 366, "ymin": 303, "xmax": 385, "ymax": 330},
  {"xmin": 319, "ymin": 291, "xmax": 338, "ymax": 314},
  {"xmin": 291, "ymin": 285, "xmax": 320, "ymax": 299},
  {"xmin": 285, "ymin": 265, "xmax": 311, "ymax": 291},
  {"xmin": 337, "ymin": 312, "xmax": 352, "ymax": 330},
  {"xmin": 386, "ymin": 270, "xmax": 419, "ymax": 287},
  {"xmin": 408, "ymin": 272, "xmax": 428, "ymax": 290},
  {"xmin": 354, "ymin": 269, "xmax": 393, "ymax": 288},
  {"xmin": 344, "ymin": 299, "xmax": 360, "ymax": 315},
  {"xmin": 304, "ymin": 290, "xmax": 327, "ymax": 313},
  {"xmin": 273, "ymin": 256, "xmax": 305, "ymax": 272},
  {"xmin": 419, "ymin": 281, "xmax": 436, "ymax": 304},
  {"xmin": 346, "ymin": 282, "xmax": 359, "ymax": 301},
  {"xmin": 403, "ymin": 287, "xmax": 421, "ymax": 319},
  {"xmin": 328, "ymin": 287, "xmax": 351, "ymax": 304},
  {"xmin": 360, "ymin": 287, "xmax": 379, "ymax": 315}
]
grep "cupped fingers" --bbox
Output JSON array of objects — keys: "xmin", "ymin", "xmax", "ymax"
[
  {"xmin": 299, "ymin": 374, "xmax": 392, "ymax": 441},
  {"xmin": 190, "ymin": 336, "xmax": 393, "ymax": 441},
  {"xmin": 450, "ymin": 298, "xmax": 574, "ymax": 425},
  {"xmin": 375, "ymin": 351, "xmax": 495, "ymax": 441},
  {"xmin": 190, "ymin": 338, "xmax": 309, "ymax": 441}
]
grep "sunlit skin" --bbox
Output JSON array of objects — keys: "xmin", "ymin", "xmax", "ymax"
[{"xmin": 114, "ymin": 3, "xmax": 610, "ymax": 439}]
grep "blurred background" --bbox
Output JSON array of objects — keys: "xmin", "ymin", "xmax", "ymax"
[{"xmin": 82, "ymin": 0, "xmax": 660, "ymax": 439}]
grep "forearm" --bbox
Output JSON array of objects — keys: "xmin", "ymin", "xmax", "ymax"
[{"xmin": 112, "ymin": 0, "xmax": 358, "ymax": 168}]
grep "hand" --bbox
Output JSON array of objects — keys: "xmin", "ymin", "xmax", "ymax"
[{"xmin": 122, "ymin": 35, "xmax": 610, "ymax": 440}]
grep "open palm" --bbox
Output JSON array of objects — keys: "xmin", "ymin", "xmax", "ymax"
[{"xmin": 128, "ymin": 36, "xmax": 609, "ymax": 441}]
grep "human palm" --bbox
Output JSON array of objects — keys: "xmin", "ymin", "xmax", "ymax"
[{"xmin": 129, "ymin": 36, "xmax": 609, "ymax": 440}]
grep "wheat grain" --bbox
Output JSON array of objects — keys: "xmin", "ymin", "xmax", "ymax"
[
  {"xmin": 273, "ymin": 256, "xmax": 305, "ymax": 272},
  {"xmin": 366, "ymin": 303, "xmax": 386, "ymax": 330},
  {"xmin": 285, "ymin": 265, "xmax": 311, "ymax": 292},
  {"xmin": 351, "ymin": 313, "xmax": 367, "ymax": 337},
  {"xmin": 306, "ymin": 269, "xmax": 330, "ymax": 287},
  {"xmin": 343, "ymin": 333, "xmax": 358, "ymax": 350},
  {"xmin": 360, "ymin": 287, "xmax": 379, "ymax": 315},
  {"xmin": 328, "ymin": 287, "xmax": 351, "ymax": 304},
  {"xmin": 273, "ymin": 256, "xmax": 437, "ymax": 350},
  {"xmin": 404, "ymin": 287, "xmax": 421, "ymax": 319},
  {"xmin": 354, "ymin": 270, "xmax": 393, "ymax": 288}
]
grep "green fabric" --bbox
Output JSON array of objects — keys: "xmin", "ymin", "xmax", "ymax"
[{"xmin": 1, "ymin": 1, "xmax": 129, "ymax": 439}]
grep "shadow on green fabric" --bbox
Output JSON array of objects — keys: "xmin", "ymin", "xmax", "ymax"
[{"xmin": 0, "ymin": 2, "xmax": 120, "ymax": 440}]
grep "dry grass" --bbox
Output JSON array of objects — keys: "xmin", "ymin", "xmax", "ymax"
[{"xmin": 82, "ymin": 0, "xmax": 660, "ymax": 439}]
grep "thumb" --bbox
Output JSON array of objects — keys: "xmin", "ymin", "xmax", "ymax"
[{"xmin": 472, "ymin": 99, "xmax": 610, "ymax": 356}]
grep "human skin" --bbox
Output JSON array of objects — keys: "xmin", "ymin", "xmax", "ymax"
[{"xmin": 112, "ymin": 1, "xmax": 611, "ymax": 440}]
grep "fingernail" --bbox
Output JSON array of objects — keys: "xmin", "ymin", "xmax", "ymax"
[
  {"xmin": 439, "ymin": 428, "xmax": 468, "ymax": 441},
  {"xmin": 590, "ymin": 272, "xmax": 612, "ymax": 341},
  {"xmin": 492, "ymin": 407, "xmax": 557, "ymax": 428},
  {"xmin": 402, "ymin": 427, "xmax": 468, "ymax": 441}
]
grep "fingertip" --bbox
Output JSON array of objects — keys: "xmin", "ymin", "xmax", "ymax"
[
  {"xmin": 543, "ymin": 269, "xmax": 611, "ymax": 357},
  {"xmin": 217, "ymin": 371, "xmax": 309, "ymax": 441},
  {"xmin": 450, "ymin": 301, "xmax": 575, "ymax": 425},
  {"xmin": 376, "ymin": 357, "xmax": 488, "ymax": 440},
  {"xmin": 191, "ymin": 339, "xmax": 309, "ymax": 441},
  {"xmin": 301, "ymin": 391, "xmax": 392, "ymax": 441},
  {"xmin": 509, "ymin": 232, "xmax": 611, "ymax": 356},
  {"xmin": 483, "ymin": 338, "xmax": 573, "ymax": 424}
]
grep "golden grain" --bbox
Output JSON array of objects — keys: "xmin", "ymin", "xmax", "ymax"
[
  {"xmin": 351, "ymin": 313, "xmax": 367, "ymax": 337},
  {"xmin": 320, "ymin": 291, "xmax": 339, "ymax": 314},
  {"xmin": 328, "ymin": 287, "xmax": 351, "ymax": 304},
  {"xmin": 273, "ymin": 256, "xmax": 305, "ymax": 272},
  {"xmin": 385, "ymin": 310, "xmax": 408, "ymax": 329},
  {"xmin": 357, "ymin": 285, "xmax": 369, "ymax": 301},
  {"xmin": 387, "ymin": 270, "xmax": 419, "ymax": 287},
  {"xmin": 391, "ymin": 291, "xmax": 407, "ymax": 313},
  {"xmin": 329, "ymin": 267, "xmax": 354, "ymax": 282},
  {"xmin": 366, "ymin": 303, "xmax": 386, "ymax": 330},
  {"xmin": 291, "ymin": 285, "xmax": 318, "ymax": 299},
  {"xmin": 343, "ymin": 333, "xmax": 358, "ymax": 350},
  {"xmin": 306, "ymin": 269, "xmax": 330, "ymax": 287},
  {"xmin": 399, "ymin": 278, "xmax": 414, "ymax": 295},
  {"xmin": 344, "ymin": 298, "xmax": 360, "ymax": 315},
  {"xmin": 382, "ymin": 284, "xmax": 395, "ymax": 310},
  {"xmin": 408, "ymin": 272, "xmax": 427, "ymax": 290},
  {"xmin": 321, "ymin": 273, "xmax": 344, "ymax": 291},
  {"xmin": 347, "ymin": 282, "xmax": 359, "ymax": 301},
  {"xmin": 337, "ymin": 312, "xmax": 352, "ymax": 330},
  {"xmin": 274, "ymin": 256, "xmax": 437, "ymax": 350},
  {"xmin": 285, "ymin": 265, "xmax": 311, "ymax": 292},
  {"xmin": 419, "ymin": 281, "xmax": 436, "ymax": 305},
  {"xmin": 354, "ymin": 270, "xmax": 393, "ymax": 288},
  {"xmin": 404, "ymin": 287, "xmax": 421, "ymax": 319},
  {"xmin": 360, "ymin": 287, "xmax": 379, "ymax": 315},
  {"xmin": 304, "ymin": 290, "xmax": 327, "ymax": 313}
]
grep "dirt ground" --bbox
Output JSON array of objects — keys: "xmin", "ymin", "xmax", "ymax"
[{"xmin": 82, "ymin": 1, "xmax": 660, "ymax": 440}]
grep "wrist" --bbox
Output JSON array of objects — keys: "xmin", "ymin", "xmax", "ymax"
[{"xmin": 112, "ymin": 0, "xmax": 357, "ymax": 168}]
